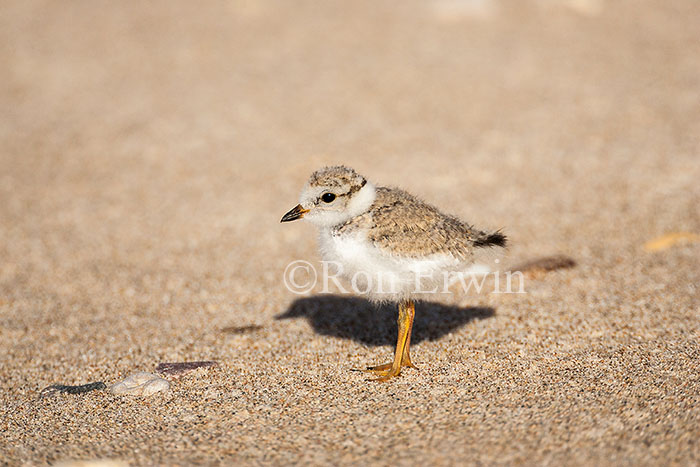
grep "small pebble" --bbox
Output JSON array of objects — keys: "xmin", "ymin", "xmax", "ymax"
[
  {"xmin": 512, "ymin": 255, "xmax": 577, "ymax": 275},
  {"xmin": 156, "ymin": 360, "xmax": 218, "ymax": 378},
  {"xmin": 39, "ymin": 382, "xmax": 106, "ymax": 399},
  {"xmin": 109, "ymin": 371, "xmax": 170, "ymax": 396}
]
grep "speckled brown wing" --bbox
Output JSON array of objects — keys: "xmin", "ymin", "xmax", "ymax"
[{"xmin": 336, "ymin": 186, "xmax": 490, "ymax": 260}]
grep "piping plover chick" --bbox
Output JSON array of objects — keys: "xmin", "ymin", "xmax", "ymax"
[{"xmin": 281, "ymin": 166, "xmax": 506, "ymax": 381}]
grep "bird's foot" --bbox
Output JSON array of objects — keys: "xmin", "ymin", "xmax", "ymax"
[
  {"xmin": 364, "ymin": 359, "xmax": 418, "ymax": 372},
  {"xmin": 363, "ymin": 362, "xmax": 401, "ymax": 382},
  {"xmin": 360, "ymin": 360, "xmax": 418, "ymax": 382},
  {"xmin": 363, "ymin": 362, "xmax": 393, "ymax": 373}
]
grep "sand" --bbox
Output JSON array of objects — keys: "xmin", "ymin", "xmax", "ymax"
[{"xmin": 1, "ymin": 0, "xmax": 699, "ymax": 465}]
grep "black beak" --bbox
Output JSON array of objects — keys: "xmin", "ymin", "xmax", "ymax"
[{"xmin": 281, "ymin": 204, "xmax": 309, "ymax": 222}]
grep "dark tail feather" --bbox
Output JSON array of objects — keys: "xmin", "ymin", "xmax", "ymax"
[{"xmin": 473, "ymin": 230, "xmax": 507, "ymax": 248}]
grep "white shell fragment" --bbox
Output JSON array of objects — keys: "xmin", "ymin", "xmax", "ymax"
[{"xmin": 109, "ymin": 371, "xmax": 170, "ymax": 396}]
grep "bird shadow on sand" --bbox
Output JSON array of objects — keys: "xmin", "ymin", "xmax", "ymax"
[{"xmin": 276, "ymin": 295, "xmax": 494, "ymax": 347}]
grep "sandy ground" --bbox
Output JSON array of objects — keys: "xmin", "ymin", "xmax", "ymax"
[{"xmin": 1, "ymin": 0, "xmax": 699, "ymax": 465}]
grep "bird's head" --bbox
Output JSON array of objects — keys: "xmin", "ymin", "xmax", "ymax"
[{"xmin": 281, "ymin": 166, "xmax": 376, "ymax": 227}]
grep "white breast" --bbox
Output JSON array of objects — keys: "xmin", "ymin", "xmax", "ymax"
[{"xmin": 318, "ymin": 228, "xmax": 461, "ymax": 301}]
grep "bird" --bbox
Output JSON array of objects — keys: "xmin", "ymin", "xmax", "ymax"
[{"xmin": 281, "ymin": 166, "xmax": 506, "ymax": 381}]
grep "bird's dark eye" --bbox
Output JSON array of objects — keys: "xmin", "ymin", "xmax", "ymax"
[{"xmin": 321, "ymin": 193, "xmax": 336, "ymax": 203}]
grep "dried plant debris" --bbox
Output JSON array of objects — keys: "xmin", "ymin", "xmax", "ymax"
[
  {"xmin": 39, "ymin": 382, "xmax": 106, "ymax": 399},
  {"xmin": 644, "ymin": 232, "xmax": 700, "ymax": 252},
  {"xmin": 156, "ymin": 361, "xmax": 219, "ymax": 378},
  {"xmin": 221, "ymin": 324, "xmax": 264, "ymax": 334},
  {"xmin": 512, "ymin": 255, "xmax": 577, "ymax": 276},
  {"xmin": 109, "ymin": 371, "xmax": 170, "ymax": 396}
]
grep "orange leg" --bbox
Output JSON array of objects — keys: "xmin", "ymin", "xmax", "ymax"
[{"xmin": 364, "ymin": 300, "xmax": 417, "ymax": 381}]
